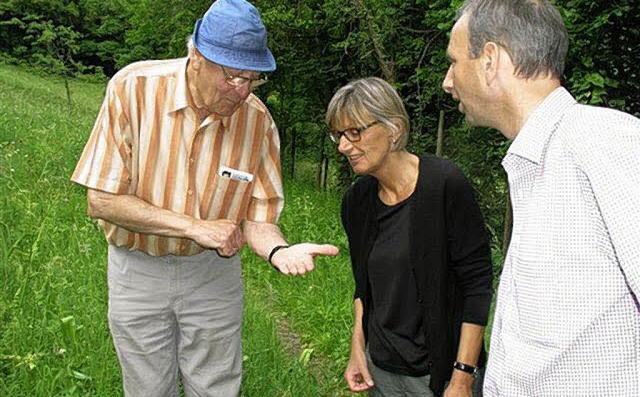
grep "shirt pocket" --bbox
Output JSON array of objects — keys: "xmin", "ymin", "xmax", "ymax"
[{"xmin": 209, "ymin": 176, "xmax": 253, "ymax": 220}]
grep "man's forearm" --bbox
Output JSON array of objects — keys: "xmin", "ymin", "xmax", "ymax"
[
  {"xmin": 87, "ymin": 189, "xmax": 195, "ymax": 238},
  {"xmin": 243, "ymin": 220, "xmax": 287, "ymax": 260},
  {"xmin": 87, "ymin": 189, "xmax": 244, "ymax": 256},
  {"xmin": 87, "ymin": 190, "xmax": 194, "ymax": 238},
  {"xmin": 243, "ymin": 220, "xmax": 339, "ymax": 275}
]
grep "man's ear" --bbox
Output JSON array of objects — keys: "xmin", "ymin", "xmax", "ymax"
[
  {"xmin": 190, "ymin": 47, "xmax": 205, "ymax": 71},
  {"xmin": 482, "ymin": 42, "xmax": 500, "ymax": 83}
]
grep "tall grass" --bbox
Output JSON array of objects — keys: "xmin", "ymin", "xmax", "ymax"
[
  {"xmin": 0, "ymin": 64, "xmax": 356, "ymax": 396},
  {"xmin": 241, "ymin": 181, "xmax": 354, "ymax": 395},
  {"xmin": 0, "ymin": 64, "xmax": 122, "ymax": 395},
  {"xmin": 0, "ymin": 63, "xmax": 497, "ymax": 396}
]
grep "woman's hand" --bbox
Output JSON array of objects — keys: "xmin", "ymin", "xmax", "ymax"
[
  {"xmin": 344, "ymin": 347, "xmax": 374, "ymax": 392},
  {"xmin": 444, "ymin": 370, "xmax": 474, "ymax": 397}
]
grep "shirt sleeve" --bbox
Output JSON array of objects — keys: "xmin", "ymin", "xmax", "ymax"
[
  {"xmin": 71, "ymin": 79, "xmax": 132, "ymax": 194},
  {"xmin": 575, "ymin": 112, "xmax": 640, "ymax": 299},
  {"xmin": 445, "ymin": 165, "xmax": 494, "ymax": 326},
  {"xmin": 246, "ymin": 118, "xmax": 284, "ymax": 223}
]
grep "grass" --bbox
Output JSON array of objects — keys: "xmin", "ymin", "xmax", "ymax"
[
  {"xmin": 0, "ymin": 64, "xmax": 123, "ymax": 396},
  {"xmin": 0, "ymin": 63, "xmax": 499, "ymax": 396},
  {"xmin": 241, "ymin": 182, "xmax": 354, "ymax": 396},
  {"xmin": 0, "ymin": 63, "xmax": 357, "ymax": 396}
]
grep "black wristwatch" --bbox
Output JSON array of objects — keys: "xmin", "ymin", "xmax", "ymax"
[
  {"xmin": 453, "ymin": 361, "xmax": 478, "ymax": 378},
  {"xmin": 268, "ymin": 244, "xmax": 290, "ymax": 265}
]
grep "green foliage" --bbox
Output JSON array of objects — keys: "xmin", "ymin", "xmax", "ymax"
[
  {"xmin": 26, "ymin": 18, "xmax": 81, "ymax": 69},
  {"xmin": 1, "ymin": 0, "xmax": 638, "ymax": 390},
  {"xmin": 0, "ymin": 0, "xmax": 129, "ymax": 76},
  {"xmin": 560, "ymin": 0, "xmax": 639, "ymax": 114},
  {"xmin": 115, "ymin": 0, "xmax": 206, "ymax": 67},
  {"xmin": 242, "ymin": 180, "xmax": 355, "ymax": 396},
  {"xmin": 0, "ymin": 63, "xmax": 121, "ymax": 396},
  {"xmin": 3, "ymin": 1, "xmax": 636, "ymax": 241},
  {"xmin": 0, "ymin": 63, "xmax": 350, "ymax": 396}
]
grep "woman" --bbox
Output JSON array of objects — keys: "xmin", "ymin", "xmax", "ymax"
[{"xmin": 326, "ymin": 77, "xmax": 493, "ymax": 397}]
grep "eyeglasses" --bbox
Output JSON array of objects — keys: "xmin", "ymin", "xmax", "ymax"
[
  {"xmin": 328, "ymin": 121, "xmax": 379, "ymax": 144},
  {"xmin": 219, "ymin": 65, "xmax": 268, "ymax": 89}
]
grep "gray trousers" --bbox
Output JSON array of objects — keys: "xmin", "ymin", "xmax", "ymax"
[
  {"xmin": 367, "ymin": 350, "xmax": 484, "ymax": 397},
  {"xmin": 367, "ymin": 350, "xmax": 435, "ymax": 397},
  {"xmin": 107, "ymin": 245, "xmax": 243, "ymax": 397}
]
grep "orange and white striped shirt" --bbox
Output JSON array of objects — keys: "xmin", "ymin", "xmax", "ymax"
[{"xmin": 72, "ymin": 58, "xmax": 284, "ymax": 256}]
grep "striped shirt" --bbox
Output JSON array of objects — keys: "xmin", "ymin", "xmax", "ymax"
[
  {"xmin": 72, "ymin": 58, "xmax": 284, "ymax": 256},
  {"xmin": 484, "ymin": 87, "xmax": 640, "ymax": 396}
]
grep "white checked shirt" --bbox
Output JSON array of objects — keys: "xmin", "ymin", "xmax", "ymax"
[{"xmin": 484, "ymin": 87, "xmax": 640, "ymax": 396}]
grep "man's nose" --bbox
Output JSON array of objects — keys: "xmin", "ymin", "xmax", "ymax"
[{"xmin": 442, "ymin": 66, "xmax": 453, "ymax": 94}]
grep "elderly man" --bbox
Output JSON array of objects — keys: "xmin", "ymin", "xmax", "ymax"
[
  {"xmin": 71, "ymin": 0, "xmax": 338, "ymax": 395},
  {"xmin": 443, "ymin": 0, "xmax": 640, "ymax": 396}
]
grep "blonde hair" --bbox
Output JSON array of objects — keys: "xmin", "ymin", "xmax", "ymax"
[{"xmin": 325, "ymin": 77, "xmax": 410, "ymax": 150}]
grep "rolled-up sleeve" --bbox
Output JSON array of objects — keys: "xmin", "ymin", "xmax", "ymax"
[{"xmin": 71, "ymin": 80, "xmax": 132, "ymax": 194}]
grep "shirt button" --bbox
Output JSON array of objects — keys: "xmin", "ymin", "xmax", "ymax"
[
  {"xmin": 189, "ymin": 158, "xmax": 195, "ymax": 163},
  {"xmin": 187, "ymin": 189, "xmax": 193, "ymax": 196}
]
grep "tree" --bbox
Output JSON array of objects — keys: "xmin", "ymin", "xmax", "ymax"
[
  {"xmin": 560, "ymin": 0, "xmax": 640, "ymax": 115},
  {"xmin": 26, "ymin": 19, "xmax": 82, "ymax": 111}
]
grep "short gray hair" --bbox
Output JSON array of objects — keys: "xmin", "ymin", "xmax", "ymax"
[
  {"xmin": 186, "ymin": 35, "xmax": 195, "ymax": 57},
  {"xmin": 325, "ymin": 77, "xmax": 410, "ymax": 151},
  {"xmin": 457, "ymin": 0, "xmax": 568, "ymax": 79}
]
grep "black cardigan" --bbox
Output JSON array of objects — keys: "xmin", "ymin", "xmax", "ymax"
[{"xmin": 341, "ymin": 155, "xmax": 493, "ymax": 396}]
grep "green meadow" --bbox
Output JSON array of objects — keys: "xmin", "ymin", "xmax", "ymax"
[{"xmin": 0, "ymin": 64, "xmax": 354, "ymax": 396}]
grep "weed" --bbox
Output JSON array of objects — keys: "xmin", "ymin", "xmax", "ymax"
[{"xmin": 0, "ymin": 63, "xmax": 355, "ymax": 396}]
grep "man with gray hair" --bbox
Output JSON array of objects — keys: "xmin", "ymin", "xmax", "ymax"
[
  {"xmin": 71, "ymin": 0, "xmax": 338, "ymax": 395},
  {"xmin": 443, "ymin": 0, "xmax": 640, "ymax": 396}
]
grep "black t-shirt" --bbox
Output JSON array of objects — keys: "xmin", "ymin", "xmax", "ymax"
[{"xmin": 367, "ymin": 193, "xmax": 429, "ymax": 377}]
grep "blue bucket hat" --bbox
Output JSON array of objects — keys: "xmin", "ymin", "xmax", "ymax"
[{"xmin": 193, "ymin": 0, "xmax": 276, "ymax": 72}]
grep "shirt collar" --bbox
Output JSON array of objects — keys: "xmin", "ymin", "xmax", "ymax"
[
  {"xmin": 506, "ymin": 86, "xmax": 576, "ymax": 165},
  {"xmin": 168, "ymin": 57, "xmax": 191, "ymax": 114}
]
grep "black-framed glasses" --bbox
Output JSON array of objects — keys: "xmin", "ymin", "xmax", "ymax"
[
  {"xmin": 219, "ymin": 65, "xmax": 268, "ymax": 88},
  {"xmin": 328, "ymin": 121, "xmax": 379, "ymax": 144}
]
